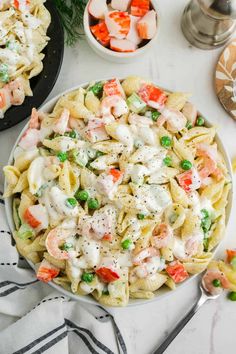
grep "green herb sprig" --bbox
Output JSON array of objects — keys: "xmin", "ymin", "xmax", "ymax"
[{"xmin": 54, "ymin": 0, "xmax": 88, "ymax": 46}]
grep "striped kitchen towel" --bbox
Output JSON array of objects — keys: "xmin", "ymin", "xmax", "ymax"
[{"xmin": 0, "ymin": 191, "xmax": 127, "ymax": 354}]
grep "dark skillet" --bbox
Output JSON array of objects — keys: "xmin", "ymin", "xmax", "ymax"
[{"xmin": 0, "ymin": 0, "xmax": 64, "ymax": 131}]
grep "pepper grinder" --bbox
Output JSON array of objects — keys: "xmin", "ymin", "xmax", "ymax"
[{"xmin": 181, "ymin": 0, "xmax": 236, "ymax": 49}]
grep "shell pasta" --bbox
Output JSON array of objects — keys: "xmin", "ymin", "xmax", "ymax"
[
  {"xmin": 4, "ymin": 76, "xmax": 231, "ymax": 306},
  {"xmin": 0, "ymin": 0, "xmax": 50, "ymax": 118}
]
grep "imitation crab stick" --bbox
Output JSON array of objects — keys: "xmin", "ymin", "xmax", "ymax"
[
  {"xmin": 137, "ymin": 10, "xmax": 157, "ymax": 40},
  {"xmin": 24, "ymin": 205, "xmax": 49, "ymax": 230},
  {"xmin": 88, "ymin": 0, "xmax": 108, "ymax": 19},
  {"xmin": 111, "ymin": 0, "xmax": 131, "ymax": 11},
  {"xmin": 138, "ymin": 84, "xmax": 167, "ymax": 109},
  {"xmin": 96, "ymin": 267, "xmax": 120, "ymax": 282},
  {"xmin": 108, "ymin": 168, "xmax": 123, "ymax": 182},
  {"xmin": 103, "ymin": 78, "xmax": 125, "ymax": 97},
  {"xmin": 37, "ymin": 259, "xmax": 60, "ymax": 283},
  {"xmin": 131, "ymin": 0, "xmax": 150, "ymax": 17},
  {"xmin": 90, "ymin": 21, "xmax": 110, "ymax": 47},
  {"xmin": 127, "ymin": 15, "xmax": 142, "ymax": 45},
  {"xmin": 105, "ymin": 11, "xmax": 131, "ymax": 39},
  {"xmin": 110, "ymin": 38, "xmax": 136, "ymax": 52},
  {"xmin": 166, "ymin": 261, "xmax": 189, "ymax": 283}
]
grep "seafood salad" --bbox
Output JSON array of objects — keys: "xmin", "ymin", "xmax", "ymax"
[
  {"xmin": 0, "ymin": 0, "xmax": 51, "ymax": 118},
  {"xmin": 88, "ymin": 0, "xmax": 157, "ymax": 52},
  {"xmin": 4, "ymin": 76, "xmax": 231, "ymax": 306}
]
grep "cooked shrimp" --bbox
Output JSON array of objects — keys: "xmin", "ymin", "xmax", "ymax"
[
  {"xmin": 29, "ymin": 108, "xmax": 40, "ymax": 129},
  {"xmin": 182, "ymin": 102, "xmax": 197, "ymax": 125},
  {"xmin": 18, "ymin": 128, "xmax": 40, "ymax": 150},
  {"xmin": 158, "ymin": 108, "xmax": 187, "ymax": 133},
  {"xmin": 152, "ymin": 223, "xmax": 173, "ymax": 249},
  {"xmin": 69, "ymin": 117, "xmax": 85, "ymax": 130},
  {"xmin": 45, "ymin": 228, "xmax": 73, "ymax": 260},
  {"xmin": 128, "ymin": 113, "xmax": 153, "ymax": 126},
  {"xmin": 132, "ymin": 247, "xmax": 159, "ymax": 266},
  {"xmin": 7, "ymin": 78, "xmax": 25, "ymax": 105},
  {"xmin": 196, "ymin": 143, "xmax": 218, "ymax": 179},
  {"xmin": 101, "ymin": 95, "xmax": 128, "ymax": 118},
  {"xmin": 185, "ymin": 237, "xmax": 200, "ymax": 257},
  {"xmin": 53, "ymin": 108, "xmax": 70, "ymax": 135},
  {"xmin": 202, "ymin": 269, "xmax": 230, "ymax": 295}
]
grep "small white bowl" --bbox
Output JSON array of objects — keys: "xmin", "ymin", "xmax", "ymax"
[{"xmin": 83, "ymin": 1, "xmax": 160, "ymax": 64}]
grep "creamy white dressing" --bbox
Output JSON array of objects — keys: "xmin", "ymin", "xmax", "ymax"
[
  {"xmin": 135, "ymin": 184, "xmax": 172, "ymax": 214},
  {"xmin": 28, "ymin": 156, "xmax": 47, "ymax": 194},
  {"xmin": 49, "ymin": 186, "xmax": 80, "ymax": 217},
  {"xmin": 173, "ymin": 237, "xmax": 187, "ymax": 259}
]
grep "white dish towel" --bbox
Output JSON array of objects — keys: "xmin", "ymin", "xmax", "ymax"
[{"xmin": 0, "ymin": 192, "xmax": 127, "ymax": 354}]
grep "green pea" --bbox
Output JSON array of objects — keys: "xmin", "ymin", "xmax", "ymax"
[
  {"xmin": 57, "ymin": 151, "xmax": 68, "ymax": 162},
  {"xmin": 203, "ymin": 236, "xmax": 209, "ymax": 251},
  {"xmin": 0, "ymin": 63, "xmax": 9, "ymax": 83},
  {"xmin": 196, "ymin": 116, "xmax": 205, "ymax": 126},
  {"xmin": 137, "ymin": 213, "xmax": 145, "ymax": 220},
  {"xmin": 75, "ymin": 189, "xmax": 89, "ymax": 202},
  {"xmin": 163, "ymin": 156, "xmax": 172, "ymax": 167},
  {"xmin": 65, "ymin": 198, "xmax": 77, "ymax": 208},
  {"xmin": 62, "ymin": 242, "xmax": 74, "ymax": 251},
  {"xmin": 89, "ymin": 82, "xmax": 103, "ymax": 97},
  {"xmin": 201, "ymin": 209, "xmax": 209, "ymax": 219},
  {"xmin": 212, "ymin": 279, "xmax": 221, "ymax": 287},
  {"xmin": 185, "ymin": 121, "xmax": 192, "ymax": 130},
  {"xmin": 121, "ymin": 239, "xmax": 132, "ymax": 250},
  {"xmin": 102, "ymin": 289, "xmax": 109, "ymax": 295},
  {"xmin": 151, "ymin": 111, "xmax": 161, "ymax": 122},
  {"xmin": 228, "ymin": 291, "xmax": 236, "ymax": 301},
  {"xmin": 180, "ymin": 160, "xmax": 192, "ymax": 170},
  {"xmin": 81, "ymin": 272, "xmax": 94, "ymax": 283},
  {"xmin": 96, "ymin": 151, "xmax": 104, "ymax": 158},
  {"xmin": 88, "ymin": 198, "xmax": 99, "ymax": 210},
  {"xmin": 230, "ymin": 256, "xmax": 236, "ymax": 270},
  {"xmin": 69, "ymin": 130, "xmax": 77, "ymax": 138},
  {"xmin": 160, "ymin": 136, "xmax": 172, "ymax": 148},
  {"xmin": 201, "ymin": 217, "xmax": 211, "ymax": 233}
]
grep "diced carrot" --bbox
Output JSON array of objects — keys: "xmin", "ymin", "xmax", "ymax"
[
  {"xmin": 226, "ymin": 249, "xmax": 236, "ymax": 263},
  {"xmin": 37, "ymin": 259, "xmax": 59, "ymax": 283},
  {"xmin": 0, "ymin": 92, "xmax": 6, "ymax": 109},
  {"xmin": 109, "ymin": 168, "xmax": 123, "ymax": 182},
  {"xmin": 131, "ymin": 0, "xmax": 149, "ymax": 17},
  {"xmin": 96, "ymin": 267, "xmax": 120, "ymax": 282},
  {"xmin": 90, "ymin": 22, "xmax": 110, "ymax": 47},
  {"xmin": 24, "ymin": 208, "xmax": 41, "ymax": 228},
  {"xmin": 103, "ymin": 79, "xmax": 124, "ymax": 97},
  {"xmin": 166, "ymin": 261, "xmax": 189, "ymax": 283}
]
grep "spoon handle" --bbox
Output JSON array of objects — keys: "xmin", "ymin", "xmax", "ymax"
[{"xmin": 152, "ymin": 293, "xmax": 208, "ymax": 354}]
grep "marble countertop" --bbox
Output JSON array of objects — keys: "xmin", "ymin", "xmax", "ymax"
[{"xmin": 1, "ymin": 0, "xmax": 236, "ymax": 353}]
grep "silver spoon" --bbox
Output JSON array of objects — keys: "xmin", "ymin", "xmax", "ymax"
[{"xmin": 152, "ymin": 282, "xmax": 221, "ymax": 354}]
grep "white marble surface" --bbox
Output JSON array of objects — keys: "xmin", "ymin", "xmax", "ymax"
[{"xmin": 1, "ymin": 0, "xmax": 236, "ymax": 353}]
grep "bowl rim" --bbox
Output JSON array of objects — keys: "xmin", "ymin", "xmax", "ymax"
[
  {"xmin": 83, "ymin": 0, "xmax": 160, "ymax": 58},
  {"xmin": 4, "ymin": 78, "xmax": 234, "ymax": 308}
]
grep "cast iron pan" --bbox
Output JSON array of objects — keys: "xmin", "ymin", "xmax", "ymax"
[{"xmin": 0, "ymin": 0, "xmax": 64, "ymax": 131}]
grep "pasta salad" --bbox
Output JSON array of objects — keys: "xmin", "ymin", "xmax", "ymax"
[
  {"xmin": 4, "ymin": 76, "xmax": 232, "ymax": 306},
  {"xmin": 0, "ymin": 0, "xmax": 51, "ymax": 118}
]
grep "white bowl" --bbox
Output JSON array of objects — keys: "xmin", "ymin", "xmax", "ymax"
[
  {"xmin": 83, "ymin": 1, "xmax": 160, "ymax": 64},
  {"xmin": 5, "ymin": 80, "xmax": 234, "ymax": 307}
]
